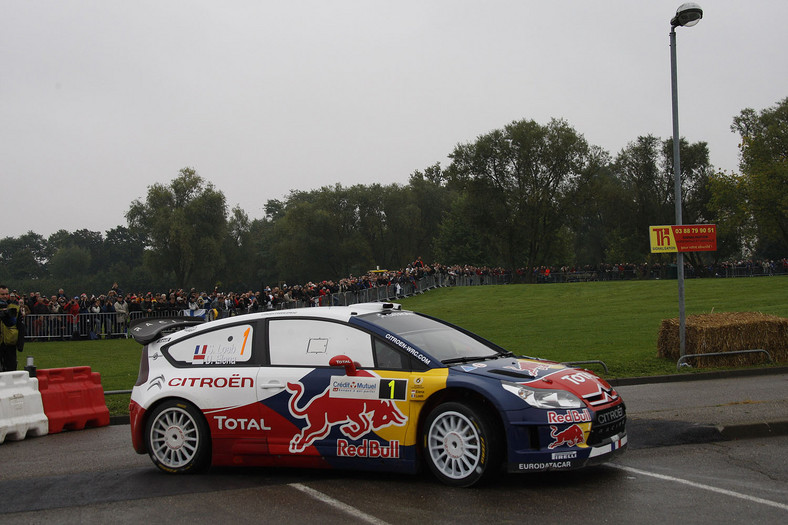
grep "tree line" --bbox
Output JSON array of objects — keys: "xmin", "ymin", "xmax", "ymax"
[{"xmin": 2, "ymin": 97, "xmax": 785, "ymax": 293}]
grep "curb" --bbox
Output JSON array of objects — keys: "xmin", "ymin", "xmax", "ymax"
[
  {"xmin": 608, "ymin": 366, "xmax": 788, "ymax": 387},
  {"xmin": 626, "ymin": 418, "xmax": 788, "ymax": 450},
  {"xmin": 110, "ymin": 415, "xmax": 130, "ymax": 426},
  {"xmin": 717, "ymin": 420, "xmax": 788, "ymax": 440}
]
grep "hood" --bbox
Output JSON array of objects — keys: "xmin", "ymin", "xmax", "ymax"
[{"xmin": 452, "ymin": 356, "xmax": 620, "ymax": 408}]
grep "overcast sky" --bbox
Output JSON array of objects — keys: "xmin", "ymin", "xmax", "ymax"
[{"xmin": 2, "ymin": 0, "xmax": 786, "ymax": 239}]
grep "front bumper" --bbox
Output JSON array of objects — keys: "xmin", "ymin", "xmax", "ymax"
[
  {"xmin": 507, "ymin": 432, "xmax": 627, "ymax": 473},
  {"xmin": 504, "ymin": 401, "xmax": 627, "ymax": 473}
]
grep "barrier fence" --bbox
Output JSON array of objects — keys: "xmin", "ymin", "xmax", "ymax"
[
  {"xmin": 23, "ymin": 272, "xmax": 508, "ymax": 341},
  {"xmin": 25, "ymin": 312, "xmax": 131, "ymax": 341},
  {"xmin": 21, "ymin": 264, "xmax": 786, "ymax": 341},
  {"xmin": 534, "ymin": 263, "xmax": 786, "ymax": 283}
]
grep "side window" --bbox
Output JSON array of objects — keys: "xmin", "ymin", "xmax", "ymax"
[
  {"xmin": 165, "ymin": 323, "xmax": 255, "ymax": 367},
  {"xmin": 373, "ymin": 338, "xmax": 410, "ymax": 370},
  {"xmin": 372, "ymin": 338, "xmax": 431, "ymax": 371},
  {"xmin": 269, "ymin": 319, "xmax": 374, "ymax": 367}
]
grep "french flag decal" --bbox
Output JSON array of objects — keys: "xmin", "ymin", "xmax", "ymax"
[
  {"xmin": 588, "ymin": 434, "xmax": 628, "ymax": 458},
  {"xmin": 193, "ymin": 345, "xmax": 207, "ymax": 361}
]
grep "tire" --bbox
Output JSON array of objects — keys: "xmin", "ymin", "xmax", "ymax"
[
  {"xmin": 145, "ymin": 399, "xmax": 211, "ymax": 474},
  {"xmin": 423, "ymin": 401, "xmax": 502, "ymax": 487}
]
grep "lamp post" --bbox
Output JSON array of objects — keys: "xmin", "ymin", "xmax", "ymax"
[{"xmin": 670, "ymin": 3, "xmax": 703, "ymax": 357}]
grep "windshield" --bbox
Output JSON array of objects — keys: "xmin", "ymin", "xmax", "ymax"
[{"xmin": 364, "ymin": 311, "xmax": 501, "ymax": 364}]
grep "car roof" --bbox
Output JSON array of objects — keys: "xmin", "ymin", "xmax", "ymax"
[{"xmin": 131, "ymin": 303, "xmax": 404, "ymax": 345}]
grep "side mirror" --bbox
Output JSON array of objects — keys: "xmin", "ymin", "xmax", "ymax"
[{"xmin": 329, "ymin": 355, "xmax": 359, "ymax": 376}]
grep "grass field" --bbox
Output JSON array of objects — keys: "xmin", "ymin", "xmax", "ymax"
[
  {"xmin": 396, "ymin": 276, "xmax": 788, "ymax": 377},
  {"xmin": 21, "ymin": 276, "xmax": 788, "ymax": 415}
]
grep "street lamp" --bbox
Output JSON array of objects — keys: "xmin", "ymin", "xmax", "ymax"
[{"xmin": 670, "ymin": 3, "xmax": 703, "ymax": 358}]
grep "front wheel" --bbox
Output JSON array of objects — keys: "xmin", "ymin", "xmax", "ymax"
[
  {"xmin": 145, "ymin": 400, "xmax": 211, "ymax": 474},
  {"xmin": 423, "ymin": 401, "xmax": 501, "ymax": 487}
]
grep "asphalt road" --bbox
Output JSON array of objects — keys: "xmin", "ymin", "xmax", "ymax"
[
  {"xmin": 1, "ymin": 372, "xmax": 787, "ymax": 523},
  {"xmin": 0, "ymin": 427, "xmax": 785, "ymax": 524}
]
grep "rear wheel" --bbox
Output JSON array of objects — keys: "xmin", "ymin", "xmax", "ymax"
[
  {"xmin": 145, "ymin": 400, "xmax": 210, "ymax": 474},
  {"xmin": 423, "ymin": 401, "xmax": 501, "ymax": 487}
]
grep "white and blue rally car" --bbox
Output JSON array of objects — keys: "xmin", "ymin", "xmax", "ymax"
[{"xmin": 129, "ymin": 303, "xmax": 626, "ymax": 487}]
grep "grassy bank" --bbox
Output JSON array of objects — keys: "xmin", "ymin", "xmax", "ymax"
[
  {"xmin": 396, "ymin": 276, "xmax": 788, "ymax": 376},
  {"xmin": 21, "ymin": 276, "xmax": 788, "ymax": 415}
]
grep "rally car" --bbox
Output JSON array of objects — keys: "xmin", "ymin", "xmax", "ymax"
[{"xmin": 129, "ymin": 303, "xmax": 626, "ymax": 487}]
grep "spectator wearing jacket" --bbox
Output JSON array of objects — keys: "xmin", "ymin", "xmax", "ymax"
[
  {"xmin": 62, "ymin": 297, "xmax": 80, "ymax": 339},
  {"xmin": 0, "ymin": 286, "xmax": 25, "ymax": 371},
  {"xmin": 115, "ymin": 296, "xmax": 129, "ymax": 334},
  {"xmin": 30, "ymin": 295, "xmax": 50, "ymax": 338}
]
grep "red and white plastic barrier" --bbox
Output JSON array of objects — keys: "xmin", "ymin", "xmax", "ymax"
[
  {"xmin": 0, "ymin": 371, "xmax": 49, "ymax": 444},
  {"xmin": 36, "ymin": 367, "xmax": 110, "ymax": 433}
]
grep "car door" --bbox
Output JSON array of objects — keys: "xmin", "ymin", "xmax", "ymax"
[{"xmin": 257, "ymin": 317, "xmax": 411, "ymax": 464}]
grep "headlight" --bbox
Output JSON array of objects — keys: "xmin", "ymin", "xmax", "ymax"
[{"xmin": 502, "ymin": 381, "xmax": 584, "ymax": 409}]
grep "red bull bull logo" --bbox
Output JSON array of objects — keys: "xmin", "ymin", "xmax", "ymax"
[
  {"xmin": 286, "ymin": 381, "xmax": 407, "ymax": 453},
  {"xmin": 548, "ymin": 424, "xmax": 585, "ymax": 449}
]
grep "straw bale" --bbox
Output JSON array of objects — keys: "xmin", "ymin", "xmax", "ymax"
[{"xmin": 657, "ymin": 312, "xmax": 788, "ymax": 367}]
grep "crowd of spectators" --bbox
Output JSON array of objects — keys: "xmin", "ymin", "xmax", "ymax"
[
  {"xmin": 526, "ymin": 258, "xmax": 788, "ymax": 283},
  {"xmin": 12, "ymin": 257, "xmax": 786, "ymax": 341},
  {"xmin": 12, "ymin": 260, "xmax": 511, "ymax": 340}
]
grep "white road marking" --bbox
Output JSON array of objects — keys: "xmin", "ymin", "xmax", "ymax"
[
  {"xmin": 610, "ymin": 464, "xmax": 788, "ymax": 511},
  {"xmin": 289, "ymin": 483, "xmax": 391, "ymax": 525}
]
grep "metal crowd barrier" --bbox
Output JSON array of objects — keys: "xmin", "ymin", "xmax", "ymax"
[
  {"xmin": 718, "ymin": 265, "xmax": 783, "ymax": 278},
  {"xmin": 23, "ymin": 273, "xmax": 511, "ymax": 341},
  {"xmin": 24, "ymin": 310, "xmax": 199, "ymax": 341},
  {"xmin": 24, "ymin": 312, "xmax": 131, "ymax": 341},
  {"xmin": 676, "ymin": 349, "xmax": 773, "ymax": 371}
]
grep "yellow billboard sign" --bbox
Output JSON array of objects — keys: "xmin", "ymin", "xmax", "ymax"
[{"xmin": 649, "ymin": 225, "xmax": 717, "ymax": 253}]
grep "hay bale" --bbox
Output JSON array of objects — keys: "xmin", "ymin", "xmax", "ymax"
[{"xmin": 657, "ymin": 312, "xmax": 788, "ymax": 367}]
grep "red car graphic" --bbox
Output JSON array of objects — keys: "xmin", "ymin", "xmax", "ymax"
[{"xmin": 286, "ymin": 381, "xmax": 407, "ymax": 453}]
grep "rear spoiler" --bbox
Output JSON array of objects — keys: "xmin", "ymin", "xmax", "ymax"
[{"xmin": 129, "ymin": 317, "xmax": 205, "ymax": 345}]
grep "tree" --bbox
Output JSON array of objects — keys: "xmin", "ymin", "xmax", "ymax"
[
  {"xmin": 708, "ymin": 171, "xmax": 754, "ymax": 259},
  {"xmin": 49, "ymin": 245, "xmax": 92, "ymax": 281},
  {"xmin": 614, "ymin": 135, "xmax": 668, "ymax": 250},
  {"xmin": 104, "ymin": 226, "xmax": 145, "ymax": 267},
  {"xmin": 363, "ymin": 184, "xmax": 420, "ymax": 270},
  {"xmin": 609, "ymin": 135, "xmax": 714, "ymax": 269},
  {"xmin": 659, "ymin": 138, "xmax": 715, "ymax": 225},
  {"xmin": 445, "ymin": 118, "xmax": 592, "ymax": 275},
  {"xmin": 434, "ymin": 194, "xmax": 488, "ymax": 265},
  {"xmin": 563, "ymin": 147, "xmax": 630, "ymax": 265},
  {"xmin": 406, "ymin": 164, "xmax": 453, "ymax": 263},
  {"xmin": 0, "ymin": 231, "xmax": 48, "ymax": 280},
  {"xmin": 126, "ymin": 168, "xmax": 228, "ymax": 289},
  {"xmin": 730, "ymin": 97, "xmax": 788, "ymax": 256},
  {"xmin": 266, "ymin": 180, "xmax": 448, "ymax": 284},
  {"xmin": 220, "ymin": 206, "xmax": 262, "ymax": 290},
  {"xmin": 269, "ymin": 186, "xmax": 366, "ymax": 283}
]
